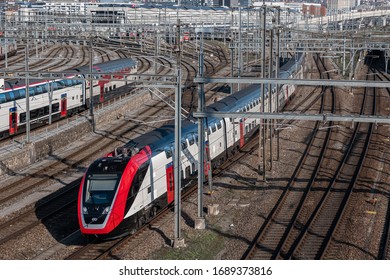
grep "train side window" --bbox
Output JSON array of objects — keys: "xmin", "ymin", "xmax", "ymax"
[
  {"xmin": 20, "ymin": 112, "xmax": 26, "ymax": 123},
  {"xmin": 31, "ymin": 86, "xmax": 43, "ymax": 95},
  {"xmin": 188, "ymin": 134, "xmax": 195, "ymax": 146},
  {"xmin": 13, "ymin": 90, "xmax": 20, "ymax": 100},
  {"xmin": 0, "ymin": 94, "xmax": 5, "ymax": 103},
  {"xmin": 181, "ymin": 141, "xmax": 187, "ymax": 150},
  {"xmin": 211, "ymin": 124, "xmax": 216, "ymax": 133},
  {"xmin": 191, "ymin": 162, "xmax": 196, "ymax": 174},
  {"xmin": 217, "ymin": 121, "xmax": 222, "ymax": 130},
  {"xmin": 57, "ymin": 81, "xmax": 65, "ymax": 89},
  {"xmin": 165, "ymin": 146, "xmax": 172, "ymax": 158},
  {"xmin": 52, "ymin": 103, "xmax": 59, "ymax": 112},
  {"xmin": 185, "ymin": 166, "xmax": 190, "ymax": 178},
  {"xmin": 18, "ymin": 89, "xmax": 26, "ymax": 98}
]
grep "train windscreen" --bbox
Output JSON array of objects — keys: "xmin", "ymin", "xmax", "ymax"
[{"xmin": 84, "ymin": 174, "xmax": 120, "ymax": 205}]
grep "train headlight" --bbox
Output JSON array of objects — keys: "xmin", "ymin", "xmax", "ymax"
[
  {"xmin": 102, "ymin": 206, "xmax": 110, "ymax": 215},
  {"xmin": 82, "ymin": 207, "xmax": 88, "ymax": 214}
]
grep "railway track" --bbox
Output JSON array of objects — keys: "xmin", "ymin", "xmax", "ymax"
[
  {"xmin": 0, "ymin": 42, "xmax": 226, "ymax": 255},
  {"xmin": 243, "ymin": 57, "xmax": 380, "ymax": 260},
  {"xmin": 65, "ymin": 125, "xmax": 262, "ymax": 260},
  {"xmin": 242, "ymin": 54, "xmax": 336, "ymax": 260}
]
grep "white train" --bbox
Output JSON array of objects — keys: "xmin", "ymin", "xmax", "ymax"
[
  {"xmin": 0, "ymin": 58, "xmax": 137, "ymax": 139},
  {"xmin": 78, "ymin": 52, "xmax": 305, "ymax": 239}
]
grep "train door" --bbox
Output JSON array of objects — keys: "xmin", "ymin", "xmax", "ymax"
[
  {"xmin": 166, "ymin": 163, "xmax": 174, "ymax": 204},
  {"xmin": 9, "ymin": 107, "xmax": 18, "ymax": 135},
  {"xmin": 60, "ymin": 93, "xmax": 67, "ymax": 117},
  {"xmin": 239, "ymin": 118, "xmax": 245, "ymax": 148},
  {"xmin": 205, "ymin": 141, "xmax": 210, "ymax": 176},
  {"xmin": 98, "ymin": 81, "xmax": 105, "ymax": 102}
]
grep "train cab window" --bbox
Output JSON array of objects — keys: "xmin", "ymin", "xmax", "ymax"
[
  {"xmin": 84, "ymin": 174, "xmax": 120, "ymax": 205},
  {"xmin": 217, "ymin": 122, "xmax": 222, "ymax": 130}
]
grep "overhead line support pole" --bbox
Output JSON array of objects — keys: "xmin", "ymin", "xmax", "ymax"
[
  {"xmin": 25, "ymin": 42, "xmax": 30, "ymax": 143},
  {"xmin": 259, "ymin": 4, "xmax": 267, "ymax": 182},
  {"xmin": 196, "ymin": 30, "xmax": 206, "ymax": 230},
  {"xmin": 173, "ymin": 19, "xmax": 184, "ymax": 248},
  {"xmin": 89, "ymin": 38, "xmax": 95, "ymax": 132}
]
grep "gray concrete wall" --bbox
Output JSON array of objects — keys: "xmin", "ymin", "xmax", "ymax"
[{"xmin": 0, "ymin": 90, "xmax": 151, "ymax": 176}]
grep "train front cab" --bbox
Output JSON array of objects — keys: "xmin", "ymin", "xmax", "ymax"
[{"xmin": 9, "ymin": 107, "xmax": 17, "ymax": 135}]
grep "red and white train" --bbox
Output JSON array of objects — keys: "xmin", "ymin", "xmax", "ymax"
[
  {"xmin": 78, "ymin": 53, "xmax": 304, "ymax": 240},
  {"xmin": 0, "ymin": 58, "xmax": 137, "ymax": 139}
]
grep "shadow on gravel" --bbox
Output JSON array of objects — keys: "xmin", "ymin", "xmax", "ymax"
[{"xmin": 35, "ymin": 179, "xmax": 85, "ymax": 246}]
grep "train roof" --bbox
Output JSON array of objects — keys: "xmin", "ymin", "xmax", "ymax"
[
  {"xmin": 3, "ymin": 58, "xmax": 136, "ymax": 90},
  {"xmin": 124, "ymin": 119, "xmax": 197, "ymax": 154},
  {"xmin": 74, "ymin": 58, "xmax": 137, "ymax": 76},
  {"xmin": 122, "ymin": 52, "xmax": 303, "ymax": 156}
]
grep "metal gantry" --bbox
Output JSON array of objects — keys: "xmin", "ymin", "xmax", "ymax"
[{"xmin": 1, "ymin": 2, "xmax": 390, "ymax": 247}]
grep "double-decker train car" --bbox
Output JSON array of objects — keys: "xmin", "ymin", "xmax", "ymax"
[
  {"xmin": 78, "ymin": 52, "xmax": 304, "ymax": 240},
  {"xmin": 0, "ymin": 58, "xmax": 137, "ymax": 139}
]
